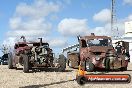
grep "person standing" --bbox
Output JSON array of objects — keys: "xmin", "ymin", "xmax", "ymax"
[{"xmin": 115, "ymin": 42, "xmax": 123, "ymax": 54}]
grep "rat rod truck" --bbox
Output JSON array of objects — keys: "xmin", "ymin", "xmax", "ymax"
[
  {"xmin": 63, "ymin": 33, "xmax": 129, "ymax": 72},
  {"xmin": 8, "ymin": 37, "xmax": 66, "ymax": 73}
]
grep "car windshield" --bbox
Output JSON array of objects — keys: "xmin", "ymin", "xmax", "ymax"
[
  {"xmin": 18, "ymin": 44, "xmax": 27, "ymax": 47},
  {"xmin": 43, "ymin": 44, "xmax": 49, "ymax": 48},
  {"xmin": 87, "ymin": 39, "xmax": 111, "ymax": 46}
]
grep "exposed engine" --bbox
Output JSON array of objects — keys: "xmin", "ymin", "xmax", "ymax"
[
  {"xmin": 31, "ymin": 45, "xmax": 54, "ymax": 66},
  {"xmin": 8, "ymin": 36, "xmax": 66, "ymax": 73}
]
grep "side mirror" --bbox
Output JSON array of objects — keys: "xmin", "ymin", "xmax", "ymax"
[
  {"xmin": 77, "ymin": 35, "xmax": 81, "ymax": 41},
  {"xmin": 14, "ymin": 44, "xmax": 18, "ymax": 49}
]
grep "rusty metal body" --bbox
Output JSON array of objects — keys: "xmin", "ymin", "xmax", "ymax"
[
  {"xmin": 8, "ymin": 37, "xmax": 66, "ymax": 73},
  {"xmin": 13, "ymin": 41, "xmax": 54, "ymax": 67},
  {"xmin": 67, "ymin": 51, "xmax": 79, "ymax": 68},
  {"xmin": 78, "ymin": 33, "xmax": 129, "ymax": 71},
  {"xmin": 62, "ymin": 44, "xmax": 79, "ymax": 68}
]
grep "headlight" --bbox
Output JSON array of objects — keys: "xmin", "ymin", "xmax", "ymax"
[
  {"xmin": 125, "ymin": 56, "xmax": 129, "ymax": 60},
  {"xmin": 95, "ymin": 56, "xmax": 100, "ymax": 60}
]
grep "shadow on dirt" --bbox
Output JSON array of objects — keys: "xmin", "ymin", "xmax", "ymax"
[
  {"xmin": 20, "ymin": 79, "xmax": 75, "ymax": 88},
  {"xmin": 15, "ymin": 67, "xmax": 73, "ymax": 73},
  {"xmin": 15, "ymin": 68, "xmax": 23, "ymax": 70},
  {"xmin": 125, "ymin": 70, "xmax": 132, "ymax": 71},
  {"xmin": 30, "ymin": 68, "xmax": 73, "ymax": 73},
  {"xmin": 93, "ymin": 67, "xmax": 132, "ymax": 73}
]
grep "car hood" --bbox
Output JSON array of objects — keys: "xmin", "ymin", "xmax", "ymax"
[{"xmin": 88, "ymin": 46, "xmax": 114, "ymax": 53}]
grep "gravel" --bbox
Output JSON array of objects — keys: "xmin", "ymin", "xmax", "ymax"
[{"xmin": 0, "ymin": 63, "xmax": 132, "ymax": 88}]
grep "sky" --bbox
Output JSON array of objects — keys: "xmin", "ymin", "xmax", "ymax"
[{"xmin": 0, "ymin": 0, "xmax": 132, "ymax": 55}]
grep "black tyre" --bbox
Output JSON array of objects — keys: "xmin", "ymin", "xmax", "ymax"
[
  {"xmin": 58, "ymin": 54, "xmax": 66, "ymax": 72},
  {"xmin": 76, "ymin": 76, "xmax": 86, "ymax": 85},
  {"xmin": 8, "ymin": 53, "xmax": 14, "ymax": 69},
  {"xmin": 104, "ymin": 58, "xmax": 110, "ymax": 71},
  {"xmin": 121, "ymin": 67, "xmax": 127, "ymax": 71},
  {"xmin": 22, "ymin": 54, "xmax": 29, "ymax": 73},
  {"xmin": 85, "ymin": 61, "xmax": 94, "ymax": 72}
]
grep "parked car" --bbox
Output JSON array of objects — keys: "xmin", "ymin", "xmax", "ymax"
[{"xmin": 0, "ymin": 54, "xmax": 8, "ymax": 65}]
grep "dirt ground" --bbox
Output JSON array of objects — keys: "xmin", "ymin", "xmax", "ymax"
[{"xmin": 0, "ymin": 63, "xmax": 132, "ymax": 88}]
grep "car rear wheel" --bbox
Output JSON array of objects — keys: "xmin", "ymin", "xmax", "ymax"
[
  {"xmin": 22, "ymin": 54, "xmax": 30, "ymax": 73},
  {"xmin": 8, "ymin": 53, "xmax": 14, "ymax": 69},
  {"xmin": 58, "ymin": 54, "xmax": 66, "ymax": 72}
]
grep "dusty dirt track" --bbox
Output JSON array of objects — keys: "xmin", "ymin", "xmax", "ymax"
[{"xmin": 0, "ymin": 63, "xmax": 132, "ymax": 88}]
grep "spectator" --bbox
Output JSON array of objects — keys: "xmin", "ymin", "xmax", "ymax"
[{"xmin": 115, "ymin": 42, "xmax": 123, "ymax": 54}]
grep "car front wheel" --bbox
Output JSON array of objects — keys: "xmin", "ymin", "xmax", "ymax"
[{"xmin": 85, "ymin": 61, "xmax": 95, "ymax": 72}]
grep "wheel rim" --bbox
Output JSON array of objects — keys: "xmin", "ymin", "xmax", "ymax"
[
  {"xmin": 86, "ymin": 64, "xmax": 89, "ymax": 69},
  {"xmin": 77, "ymin": 76, "xmax": 86, "ymax": 85},
  {"xmin": 86, "ymin": 62, "xmax": 90, "ymax": 70}
]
